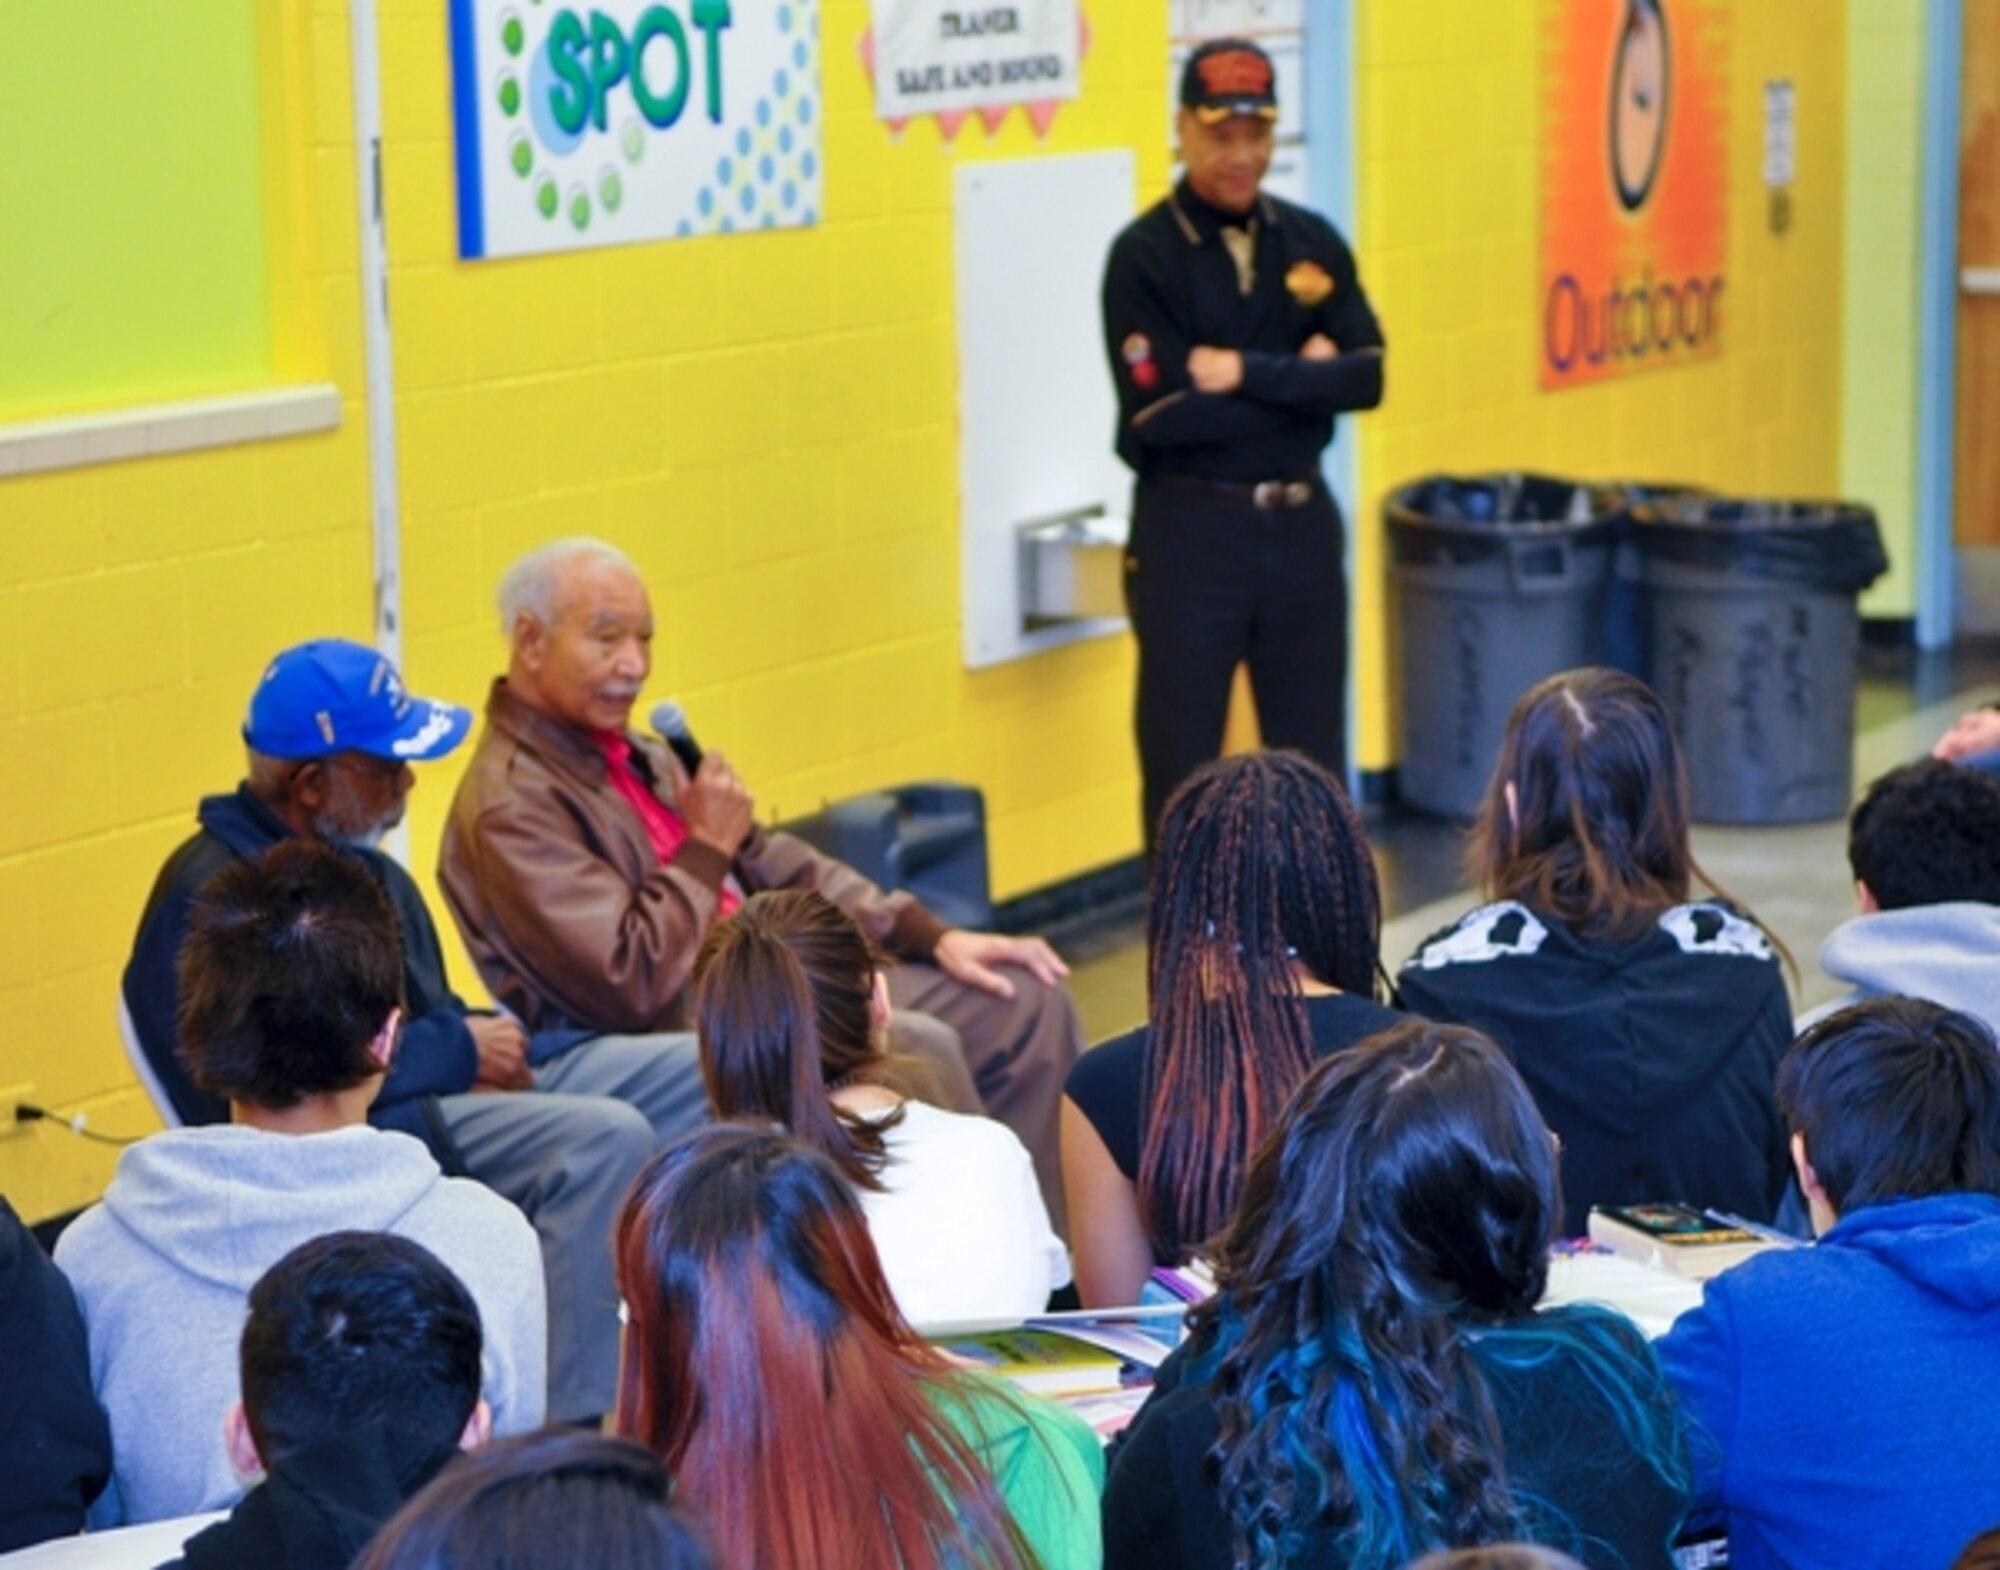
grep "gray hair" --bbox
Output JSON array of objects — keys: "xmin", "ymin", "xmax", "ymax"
[{"xmin": 496, "ymin": 538, "xmax": 639, "ymax": 640}]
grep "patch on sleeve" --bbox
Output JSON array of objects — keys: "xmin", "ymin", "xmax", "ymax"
[
  {"xmin": 1122, "ymin": 332, "xmax": 1158, "ymax": 390},
  {"xmin": 1406, "ymin": 901, "xmax": 1550, "ymax": 971},
  {"xmin": 1660, "ymin": 903, "xmax": 1775, "ymax": 960},
  {"xmin": 1285, "ymin": 259, "xmax": 1335, "ymax": 307}
]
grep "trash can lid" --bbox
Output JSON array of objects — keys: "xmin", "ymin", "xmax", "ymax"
[{"xmin": 1628, "ymin": 495, "xmax": 1888, "ymax": 592}]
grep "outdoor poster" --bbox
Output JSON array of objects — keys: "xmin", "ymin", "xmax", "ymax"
[
  {"xmin": 867, "ymin": 0, "xmax": 1081, "ymax": 126},
  {"xmin": 1541, "ymin": 0, "xmax": 1729, "ymax": 390},
  {"xmin": 448, "ymin": 0, "xmax": 823, "ymax": 260}
]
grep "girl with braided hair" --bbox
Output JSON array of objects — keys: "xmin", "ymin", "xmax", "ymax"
[
  {"xmin": 1103, "ymin": 1021, "xmax": 1688, "ymax": 1570},
  {"xmin": 1397, "ymin": 668, "xmax": 1793, "ymax": 1233},
  {"xmin": 1063, "ymin": 750, "xmax": 1397, "ymax": 1305}
]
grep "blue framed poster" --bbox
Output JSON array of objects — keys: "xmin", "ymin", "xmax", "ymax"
[{"xmin": 449, "ymin": 0, "xmax": 824, "ymax": 259}]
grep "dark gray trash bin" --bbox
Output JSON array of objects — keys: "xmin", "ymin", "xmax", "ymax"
[
  {"xmin": 1628, "ymin": 496, "xmax": 1888, "ymax": 824},
  {"xmin": 1388, "ymin": 474, "xmax": 1628, "ymax": 819}
]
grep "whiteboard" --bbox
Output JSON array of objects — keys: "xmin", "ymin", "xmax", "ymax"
[{"xmin": 955, "ymin": 152, "xmax": 1137, "ymax": 668}]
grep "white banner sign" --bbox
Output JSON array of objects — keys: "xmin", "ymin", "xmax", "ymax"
[
  {"xmin": 870, "ymin": 1, "xmax": 1080, "ymax": 122},
  {"xmin": 449, "ymin": 0, "xmax": 823, "ymax": 259}
]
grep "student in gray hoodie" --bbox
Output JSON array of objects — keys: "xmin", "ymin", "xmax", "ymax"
[
  {"xmin": 1809, "ymin": 759, "xmax": 2000, "ymax": 1034},
  {"xmin": 57, "ymin": 841, "xmax": 545, "ymax": 1528}
]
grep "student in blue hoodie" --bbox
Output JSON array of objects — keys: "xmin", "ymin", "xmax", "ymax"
[
  {"xmin": 1658, "ymin": 996, "xmax": 2000, "ymax": 1570},
  {"xmin": 1807, "ymin": 759, "xmax": 2000, "ymax": 1036}
]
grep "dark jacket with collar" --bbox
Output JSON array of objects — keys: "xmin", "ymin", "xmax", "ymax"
[
  {"xmin": 1101, "ymin": 177, "xmax": 1386, "ymax": 481},
  {"xmin": 164, "ymin": 1426, "xmax": 461, "ymax": 1570},
  {"xmin": 438, "ymin": 679, "xmax": 948, "ymax": 1036},
  {"xmin": 0, "ymin": 1197, "xmax": 111, "ymax": 1552},
  {"xmin": 121, "ymin": 786, "xmax": 477, "ymax": 1166}
]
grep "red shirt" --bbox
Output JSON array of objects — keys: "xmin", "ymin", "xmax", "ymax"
[{"xmin": 592, "ymin": 731, "xmax": 740, "ymax": 917}]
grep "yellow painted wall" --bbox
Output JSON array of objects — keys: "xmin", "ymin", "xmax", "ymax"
[
  {"xmin": 1842, "ymin": 0, "xmax": 1924, "ymax": 620},
  {"xmin": 385, "ymin": 0, "xmax": 1167, "ymax": 941},
  {"xmin": 0, "ymin": 4, "xmax": 374, "ymax": 1219},
  {"xmin": 1351, "ymin": 0, "xmax": 1851, "ymax": 767}
]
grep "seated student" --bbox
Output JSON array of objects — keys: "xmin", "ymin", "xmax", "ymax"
[
  {"xmin": 1407, "ymin": 1553, "xmax": 1589, "ymax": 1570},
  {"xmin": 1810, "ymin": 758, "xmax": 2000, "ymax": 1033},
  {"xmin": 1397, "ymin": 668, "xmax": 1793, "ymax": 1232},
  {"xmin": 57, "ymin": 841, "xmax": 545, "ymax": 1526},
  {"xmin": 1658, "ymin": 996, "xmax": 2000, "ymax": 1570},
  {"xmin": 1104, "ymin": 1021, "xmax": 1688, "ymax": 1570},
  {"xmin": 1961, "ymin": 1527, "xmax": 2000, "ymax": 1570},
  {"xmin": 356, "ymin": 1430, "xmax": 713, "ymax": 1570},
  {"xmin": 166, "ymin": 1232, "xmax": 491, "ymax": 1570},
  {"xmin": 694, "ymin": 890, "xmax": 1067, "ymax": 1326},
  {"xmin": 1932, "ymin": 698, "xmax": 2000, "ymax": 776},
  {"xmin": 0, "ymin": 1197, "xmax": 111, "ymax": 1551},
  {"xmin": 1062, "ymin": 751, "xmax": 1399, "ymax": 1305},
  {"xmin": 614, "ymin": 1125, "xmax": 1104, "ymax": 1570}
]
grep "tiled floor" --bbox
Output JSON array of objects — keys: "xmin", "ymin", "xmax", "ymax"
[{"xmin": 1060, "ymin": 641, "xmax": 2000, "ymax": 1043}]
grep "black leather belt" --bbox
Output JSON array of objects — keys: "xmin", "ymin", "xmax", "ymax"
[{"xmin": 1157, "ymin": 474, "xmax": 1321, "ymax": 509}]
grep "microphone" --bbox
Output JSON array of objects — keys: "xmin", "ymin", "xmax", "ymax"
[{"xmin": 649, "ymin": 700, "xmax": 704, "ymax": 776}]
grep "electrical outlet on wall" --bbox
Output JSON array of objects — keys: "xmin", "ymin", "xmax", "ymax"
[{"xmin": 0, "ymin": 1083, "xmax": 33, "ymax": 1133}]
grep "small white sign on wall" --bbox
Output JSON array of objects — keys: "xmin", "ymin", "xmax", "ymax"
[
  {"xmin": 1763, "ymin": 79, "xmax": 1796, "ymax": 189},
  {"xmin": 1170, "ymin": 0, "xmax": 1304, "ymax": 40},
  {"xmin": 871, "ymin": 0, "xmax": 1081, "ymax": 122}
]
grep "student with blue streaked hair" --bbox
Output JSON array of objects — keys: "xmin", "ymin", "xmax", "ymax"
[{"xmin": 1104, "ymin": 1021, "xmax": 1688, "ymax": 1570}]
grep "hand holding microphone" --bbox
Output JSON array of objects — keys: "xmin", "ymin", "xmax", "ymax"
[{"xmin": 651, "ymin": 701, "xmax": 754, "ymax": 856}]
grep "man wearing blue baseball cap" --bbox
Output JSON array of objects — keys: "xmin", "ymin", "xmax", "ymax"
[{"xmin": 123, "ymin": 638, "xmax": 700, "ymax": 1425}]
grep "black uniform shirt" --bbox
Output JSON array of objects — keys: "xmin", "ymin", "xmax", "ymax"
[{"xmin": 1101, "ymin": 179, "xmax": 1386, "ymax": 483}]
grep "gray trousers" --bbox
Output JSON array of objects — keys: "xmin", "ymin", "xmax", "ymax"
[{"xmin": 440, "ymin": 1032, "xmax": 705, "ymax": 1422}]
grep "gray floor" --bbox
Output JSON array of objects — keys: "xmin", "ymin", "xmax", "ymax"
[{"xmin": 1062, "ymin": 643, "xmax": 2000, "ymax": 1042}]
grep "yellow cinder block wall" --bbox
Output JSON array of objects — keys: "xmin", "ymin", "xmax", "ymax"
[
  {"xmin": 1350, "ymin": 0, "xmax": 1850, "ymax": 768},
  {"xmin": 386, "ymin": 0, "xmax": 1174, "ymax": 985},
  {"xmin": 0, "ymin": 4, "xmax": 376, "ymax": 1219}
]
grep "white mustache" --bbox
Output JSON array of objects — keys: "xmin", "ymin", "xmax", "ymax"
[{"xmin": 600, "ymin": 686, "xmax": 642, "ymax": 702}]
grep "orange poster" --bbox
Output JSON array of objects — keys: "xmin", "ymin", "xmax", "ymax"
[{"xmin": 1541, "ymin": 0, "xmax": 1728, "ymax": 391}]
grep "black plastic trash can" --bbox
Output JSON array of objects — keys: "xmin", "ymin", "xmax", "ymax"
[
  {"xmin": 1627, "ymin": 495, "xmax": 1889, "ymax": 824},
  {"xmin": 1388, "ymin": 474, "xmax": 1629, "ymax": 819}
]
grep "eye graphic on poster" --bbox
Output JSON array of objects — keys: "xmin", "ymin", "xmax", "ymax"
[{"xmin": 1610, "ymin": 0, "xmax": 1670, "ymax": 210}]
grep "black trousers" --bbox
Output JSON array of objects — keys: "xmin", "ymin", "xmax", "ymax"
[{"xmin": 1123, "ymin": 476, "xmax": 1348, "ymax": 850}]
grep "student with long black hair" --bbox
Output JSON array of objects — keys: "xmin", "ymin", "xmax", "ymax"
[
  {"xmin": 1062, "ymin": 751, "xmax": 1397, "ymax": 1304},
  {"xmin": 1104, "ymin": 1022, "xmax": 1688, "ymax": 1570},
  {"xmin": 1397, "ymin": 668, "xmax": 1793, "ymax": 1231}
]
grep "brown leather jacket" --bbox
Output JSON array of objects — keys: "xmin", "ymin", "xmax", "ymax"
[{"xmin": 438, "ymin": 680, "xmax": 949, "ymax": 1035}]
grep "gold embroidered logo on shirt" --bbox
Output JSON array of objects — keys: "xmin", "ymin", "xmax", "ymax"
[{"xmin": 1286, "ymin": 260, "xmax": 1335, "ymax": 306}]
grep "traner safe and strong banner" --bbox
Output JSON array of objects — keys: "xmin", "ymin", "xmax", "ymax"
[
  {"xmin": 450, "ymin": 0, "xmax": 824, "ymax": 259},
  {"xmin": 1540, "ymin": 0, "xmax": 1728, "ymax": 391}
]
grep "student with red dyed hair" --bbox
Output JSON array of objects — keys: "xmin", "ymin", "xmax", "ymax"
[
  {"xmin": 1061, "ymin": 751, "xmax": 1396, "ymax": 1304},
  {"xmin": 614, "ymin": 1125, "xmax": 1104, "ymax": 1570},
  {"xmin": 694, "ymin": 890, "xmax": 1067, "ymax": 1327}
]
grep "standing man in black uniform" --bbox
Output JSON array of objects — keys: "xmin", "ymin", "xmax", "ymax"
[{"xmin": 1102, "ymin": 38, "xmax": 1386, "ymax": 849}]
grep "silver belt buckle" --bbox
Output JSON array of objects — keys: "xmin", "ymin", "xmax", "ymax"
[
  {"xmin": 1252, "ymin": 480, "xmax": 1283, "ymax": 509},
  {"xmin": 1283, "ymin": 480, "xmax": 1312, "ymax": 506}
]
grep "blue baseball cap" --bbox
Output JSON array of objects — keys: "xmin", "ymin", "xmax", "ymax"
[{"xmin": 243, "ymin": 639, "xmax": 473, "ymax": 762}]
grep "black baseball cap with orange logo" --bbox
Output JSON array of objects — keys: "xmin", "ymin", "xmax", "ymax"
[{"xmin": 1180, "ymin": 38, "xmax": 1279, "ymax": 124}]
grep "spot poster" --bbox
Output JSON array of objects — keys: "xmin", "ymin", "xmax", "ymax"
[
  {"xmin": 1540, "ymin": 0, "xmax": 1729, "ymax": 391},
  {"xmin": 448, "ymin": 0, "xmax": 823, "ymax": 260}
]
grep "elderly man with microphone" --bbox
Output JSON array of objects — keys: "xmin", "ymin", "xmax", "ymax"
[{"xmin": 439, "ymin": 538, "xmax": 1084, "ymax": 1226}]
